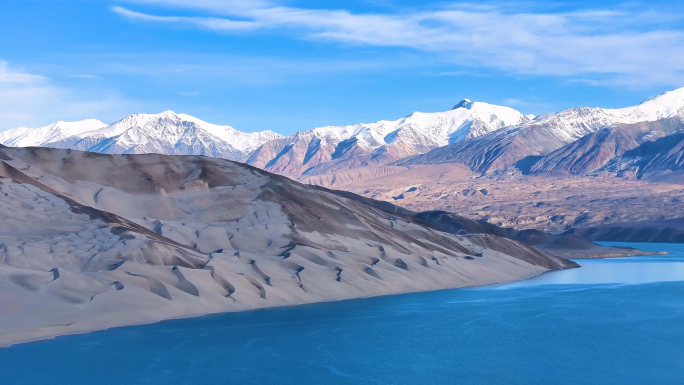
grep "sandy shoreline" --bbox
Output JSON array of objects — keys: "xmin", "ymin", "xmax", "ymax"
[
  {"xmin": 2, "ymin": 245, "xmax": 669, "ymax": 348},
  {"xmin": 15, "ymin": 246, "xmax": 675, "ymax": 349},
  {"xmin": 2, "ymin": 268, "xmax": 551, "ymax": 348}
]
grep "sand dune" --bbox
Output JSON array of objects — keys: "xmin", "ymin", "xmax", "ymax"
[{"xmin": 0, "ymin": 146, "xmax": 575, "ymax": 347}]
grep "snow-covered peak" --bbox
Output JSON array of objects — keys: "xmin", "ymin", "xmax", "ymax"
[
  {"xmin": 287, "ymin": 101, "xmax": 527, "ymax": 152},
  {"xmin": 156, "ymin": 110, "xmax": 178, "ymax": 118},
  {"xmin": 453, "ymin": 99, "xmax": 473, "ymax": 109},
  {"xmin": 90, "ymin": 111, "xmax": 190, "ymax": 139},
  {"xmin": 498, "ymin": 87, "xmax": 684, "ymax": 146},
  {"xmin": 71, "ymin": 111, "xmax": 283, "ymax": 154},
  {"xmin": 0, "ymin": 112, "xmax": 282, "ymax": 161},
  {"xmin": 607, "ymin": 87, "xmax": 684, "ymax": 122},
  {"xmin": 0, "ymin": 119, "xmax": 107, "ymax": 147}
]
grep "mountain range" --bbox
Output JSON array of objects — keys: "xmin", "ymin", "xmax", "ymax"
[
  {"xmin": 2, "ymin": 87, "xmax": 684, "ymax": 181},
  {"xmin": 245, "ymin": 99, "xmax": 529, "ymax": 175},
  {"xmin": 0, "ymin": 111, "xmax": 282, "ymax": 161},
  {"xmin": 395, "ymin": 88, "xmax": 684, "ymax": 174}
]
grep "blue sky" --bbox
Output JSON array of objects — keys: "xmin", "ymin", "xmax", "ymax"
[{"xmin": 1, "ymin": 0, "xmax": 684, "ymax": 134}]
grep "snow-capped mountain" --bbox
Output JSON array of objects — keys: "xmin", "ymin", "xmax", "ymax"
[
  {"xmin": 0, "ymin": 119, "xmax": 107, "ymax": 147},
  {"xmin": 0, "ymin": 111, "xmax": 282, "ymax": 161},
  {"xmin": 4, "ymin": 87, "xmax": 683, "ymax": 178},
  {"xmin": 246, "ymin": 100, "xmax": 528, "ymax": 175},
  {"xmin": 399, "ymin": 87, "xmax": 684, "ymax": 173},
  {"xmin": 521, "ymin": 87, "xmax": 684, "ymax": 143}
]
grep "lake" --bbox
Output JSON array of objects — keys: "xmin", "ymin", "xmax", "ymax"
[{"xmin": 1, "ymin": 242, "xmax": 683, "ymax": 384}]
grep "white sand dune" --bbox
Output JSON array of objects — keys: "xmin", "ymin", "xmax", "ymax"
[{"xmin": 0, "ymin": 145, "xmax": 576, "ymax": 347}]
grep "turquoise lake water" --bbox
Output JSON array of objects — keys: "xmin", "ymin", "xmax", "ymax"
[{"xmin": 2, "ymin": 242, "xmax": 684, "ymax": 384}]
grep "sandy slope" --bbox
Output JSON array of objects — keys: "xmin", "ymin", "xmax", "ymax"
[{"xmin": 0, "ymin": 146, "xmax": 575, "ymax": 347}]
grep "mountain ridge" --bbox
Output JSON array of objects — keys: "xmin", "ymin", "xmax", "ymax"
[
  {"xmin": 0, "ymin": 119, "xmax": 107, "ymax": 147},
  {"xmin": 245, "ymin": 100, "xmax": 529, "ymax": 175},
  {"xmin": 396, "ymin": 87, "xmax": 684, "ymax": 173},
  {"xmin": 528, "ymin": 117, "xmax": 684, "ymax": 175},
  {"xmin": 0, "ymin": 111, "xmax": 282, "ymax": 161},
  {"xmin": 3, "ymin": 87, "xmax": 684, "ymax": 179}
]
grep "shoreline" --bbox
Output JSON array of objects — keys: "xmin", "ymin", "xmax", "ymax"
[
  {"xmin": 541, "ymin": 246, "xmax": 665, "ymax": 260},
  {"xmin": 1, "ymin": 267, "xmax": 553, "ymax": 349},
  {"xmin": 2, "ymin": 244, "xmax": 668, "ymax": 349}
]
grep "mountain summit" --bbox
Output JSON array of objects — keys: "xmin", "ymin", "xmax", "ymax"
[{"xmin": 453, "ymin": 99, "xmax": 473, "ymax": 109}]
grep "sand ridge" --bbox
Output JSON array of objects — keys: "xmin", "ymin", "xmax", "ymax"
[{"xmin": 0, "ymin": 147, "xmax": 575, "ymax": 347}]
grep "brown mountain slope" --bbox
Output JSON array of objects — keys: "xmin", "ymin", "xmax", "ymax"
[
  {"xmin": 529, "ymin": 118, "xmax": 684, "ymax": 175},
  {"xmin": 337, "ymin": 166, "xmax": 684, "ymax": 231},
  {"xmin": 600, "ymin": 133, "xmax": 684, "ymax": 182},
  {"xmin": 392, "ymin": 126, "xmax": 541, "ymax": 173},
  {"xmin": 528, "ymin": 128, "xmax": 643, "ymax": 175},
  {"xmin": 245, "ymin": 132, "xmax": 436, "ymax": 176},
  {"xmin": 244, "ymin": 132, "xmax": 338, "ymax": 175},
  {"xmin": 298, "ymin": 163, "xmax": 474, "ymax": 189}
]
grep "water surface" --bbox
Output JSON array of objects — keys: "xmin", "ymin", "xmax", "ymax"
[{"xmin": 2, "ymin": 242, "xmax": 683, "ymax": 384}]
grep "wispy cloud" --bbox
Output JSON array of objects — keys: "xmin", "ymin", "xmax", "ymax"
[
  {"xmin": 423, "ymin": 70, "xmax": 485, "ymax": 77},
  {"xmin": 0, "ymin": 61, "xmax": 48, "ymax": 83},
  {"xmin": 112, "ymin": 1, "xmax": 684, "ymax": 86},
  {"xmin": 112, "ymin": 6, "xmax": 260, "ymax": 31},
  {"xmin": 503, "ymin": 98, "xmax": 549, "ymax": 109},
  {"xmin": 90, "ymin": 52, "xmax": 421, "ymax": 85},
  {"xmin": 0, "ymin": 60, "xmax": 135, "ymax": 130},
  {"xmin": 68, "ymin": 74, "xmax": 100, "ymax": 79}
]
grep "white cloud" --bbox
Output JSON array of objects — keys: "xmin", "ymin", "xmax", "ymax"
[
  {"xmin": 68, "ymin": 74, "xmax": 100, "ymax": 79},
  {"xmin": 112, "ymin": 6, "xmax": 261, "ymax": 31},
  {"xmin": 91, "ymin": 52, "xmax": 419, "ymax": 85},
  {"xmin": 0, "ymin": 61, "xmax": 48, "ymax": 83},
  {"xmin": 0, "ymin": 61, "xmax": 135, "ymax": 131},
  {"xmin": 502, "ymin": 98, "xmax": 548, "ymax": 109},
  {"xmin": 113, "ymin": 1, "xmax": 684, "ymax": 86}
]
